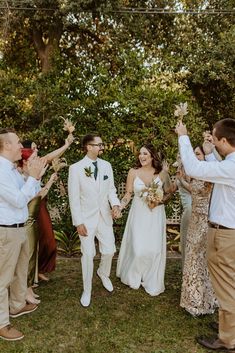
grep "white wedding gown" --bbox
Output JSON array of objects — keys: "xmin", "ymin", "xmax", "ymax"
[{"xmin": 116, "ymin": 176, "xmax": 166, "ymax": 296}]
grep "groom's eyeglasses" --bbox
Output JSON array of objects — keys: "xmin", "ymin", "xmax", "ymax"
[{"xmin": 88, "ymin": 143, "xmax": 105, "ymax": 148}]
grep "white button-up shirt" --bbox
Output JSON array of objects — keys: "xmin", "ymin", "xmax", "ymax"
[
  {"xmin": 85, "ymin": 156, "xmax": 98, "ymax": 172},
  {"xmin": 179, "ymin": 135, "xmax": 235, "ymax": 228},
  {"xmin": 0, "ymin": 156, "xmax": 41, "ymax": 224}
]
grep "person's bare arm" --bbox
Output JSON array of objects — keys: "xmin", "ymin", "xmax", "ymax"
[
  {"xmin": 39, "ymin": 173, "xmax": 58, "ymax": 199},
  {"xmin": 119, "ymin": 168, "xmax": 135, "ymax": 211},
  {"xmin": 43, "ymin": 134, "xmax": 74, "ymax": 164}
]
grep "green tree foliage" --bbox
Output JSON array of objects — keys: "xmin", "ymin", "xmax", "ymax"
[{"xmin": 0, "ymin": 0, "xmax": 233, "ymax": 238}]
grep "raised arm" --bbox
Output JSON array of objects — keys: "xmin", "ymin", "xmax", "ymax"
[
  {"xmin": 176, "ymin": 122, "xmax": 235, "ymax": 185},
  {"xmin": 43, "ymin": 134, "xmax": 74, "ymax": 164},
  {"xmin": 39, "ymin": 173, "xmax": 58, "ymax": 199}
]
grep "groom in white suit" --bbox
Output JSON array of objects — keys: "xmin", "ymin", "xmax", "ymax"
[{"xmin": 68, "ymin": 134, "xmax": 120, "ymax": 307}]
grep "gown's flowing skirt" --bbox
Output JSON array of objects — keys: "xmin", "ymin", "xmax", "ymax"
[{"xmin": 117, "ymin": 177, "xmax": 166, "ymax": 296}]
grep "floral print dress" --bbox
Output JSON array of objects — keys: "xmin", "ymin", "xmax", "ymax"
[{"xmin": 180, "ymin": 179, "xmax": 218, "ymax": 316}]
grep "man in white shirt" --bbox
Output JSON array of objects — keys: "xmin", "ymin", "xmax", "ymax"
[
  {"xmin": 0, "ymin": 128, "xmax": 46, "ymax": 341},
  {"xmin": 68, "ymin": 134, "xmax": 120, "ymax": 307},
  {"xmin": 176, "ymin": 118, "xmax": 235, "ymax": 351}
]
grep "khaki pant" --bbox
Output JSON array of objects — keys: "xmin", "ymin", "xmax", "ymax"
[
  {"xmin": 0, "ymin": 226, "xmax": 29, "ymax": 329},
  {"xmin": 207, "ymin": 227, "xmax": 235, "ymax": 348}
]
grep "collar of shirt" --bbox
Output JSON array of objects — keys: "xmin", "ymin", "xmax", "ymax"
[
  {"xmin": 84, "ymin": 155, "xmax": 99, "ymax": 166},
  {"xmin": 225, "ymin": 151, "xmax": 235, "ymax": 161},
  {"xmin": 0, "ymin": 155, "xmax": 15, "ymax": 170}
]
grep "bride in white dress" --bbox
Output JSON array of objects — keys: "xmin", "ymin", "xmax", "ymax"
[{"xmin": 116, "ymin": 144, "xmax": 172, "ymax": 296}]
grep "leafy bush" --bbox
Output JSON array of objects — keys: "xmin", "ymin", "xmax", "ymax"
[{"xmin": 54, "ymin": 230, "xmax": 81, "ymax": 257}]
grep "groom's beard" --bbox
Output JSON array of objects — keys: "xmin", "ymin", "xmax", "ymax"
[{"xmin": 98, "ymin": 150, "xmax": 104, "ymax": 156}]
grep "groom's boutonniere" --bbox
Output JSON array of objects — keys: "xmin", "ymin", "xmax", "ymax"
[{"xmin": 84, "ymin": 166, "xmax": 93, "ymax": 177}]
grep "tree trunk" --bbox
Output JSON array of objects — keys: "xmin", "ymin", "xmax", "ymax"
[{"xmin": 33, "ymin": 25, "xmax": 63, "ymax": 73}]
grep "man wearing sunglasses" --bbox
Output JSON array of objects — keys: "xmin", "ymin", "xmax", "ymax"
[{"xmin": 68, "ymin": 134, "xmax": 120, "ymax": 307}]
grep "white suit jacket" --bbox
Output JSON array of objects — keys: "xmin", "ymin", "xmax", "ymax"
[{"xmin": 68, "ymin": 156, "xmax": 120, "ymax": 228}]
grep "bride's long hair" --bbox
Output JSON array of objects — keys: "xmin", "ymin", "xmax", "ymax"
[{"xmin": 135, "ymin": 143, "xmax": 162, "ymax": 175}]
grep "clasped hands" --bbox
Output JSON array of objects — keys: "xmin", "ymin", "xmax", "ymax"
[
  {"xmin": 76, "ymin": 206, "xmax": 122, "ymax": 238},
  {"xmin": 27, "ymin": 152, "xmax": 48, "ymax": 180},
  {"xmin": 111, "ymin": 205, "xmax": 122, "ymax": 219}
]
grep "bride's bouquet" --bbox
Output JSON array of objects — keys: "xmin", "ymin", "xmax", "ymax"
[{"xmin": 140, "ymin": 180, "xmax": 164, "ymax": 210}]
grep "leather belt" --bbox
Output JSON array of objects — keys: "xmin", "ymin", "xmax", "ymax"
[
  {"xmin": 0, "ymin": 223, "xmax": 25, "ymax": 228},
  {"xmin": 208, "ymin": 222, "xmax": 234, "ymax": 230}
]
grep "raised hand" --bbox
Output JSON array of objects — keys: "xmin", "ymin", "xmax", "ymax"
[
  {"xmin": 111, "ymin": 205, "xmax": 122, "ymax": 219},
  {"xmin": 202, "ymin": 131, "xmax": 214, "ymax": 155},
  {"xmin": 175, "ymin": 121, "xmax": 188, "ymax": 136},
  {"xmin": 162, "ymin": 160, "xmax": 169, "ymax": 173},
  {"xmin": 27, "ymin": 156, "xmax": 47, "ymax": 180},
  {"xmin": 203, "ymin": 131, "xmax": 213, "ymax": 143},
  {"xmin": 65, "ymin": 134, "xmax": 74, "ymax": 146}
]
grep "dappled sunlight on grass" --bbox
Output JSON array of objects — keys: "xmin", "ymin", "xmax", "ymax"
[{"xmin": 0, "ymin": 258, "xmax": 216, "ymax": 353}]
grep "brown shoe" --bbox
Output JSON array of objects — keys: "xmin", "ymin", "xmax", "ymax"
[
  {"xmin": 196, "ymin": 336, "xmax": 235, "ymax": 351},
  {"xmin": 0, "ymin": 325, "xmax": 24, "ymax": 341},
  {"xmin": 10, "ymin": 303, "xmax": 38, "ymax": 318},
  {"xmin": 209, "ymin": 321, "xmax": 219, "ymax": 333}
]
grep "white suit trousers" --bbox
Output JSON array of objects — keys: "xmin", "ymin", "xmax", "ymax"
[{"xmin": 79, "ymin": 216, "xmax": 116, "ymax": 292}]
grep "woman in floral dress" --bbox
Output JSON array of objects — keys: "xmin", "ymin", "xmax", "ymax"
[{"xmin": 180, "ymin": 146, "xmax": 217, "ymax": 316}]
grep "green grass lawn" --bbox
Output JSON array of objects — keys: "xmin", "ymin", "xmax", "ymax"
[{"xmin": 1, "ymin": 258, "xmax": 216, "ymax": 353}]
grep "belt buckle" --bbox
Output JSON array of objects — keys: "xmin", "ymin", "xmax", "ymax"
[{"xmin": 209, "ymin": 222, "xmax": 219, "ymax": 229}]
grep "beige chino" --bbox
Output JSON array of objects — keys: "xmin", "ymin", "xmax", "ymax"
[
  {"xmin": 207, "ymin": 227, "xmax": 235, "ymax": 348},
  {"xmin": 0, "ymin": 226, "xmax": 29, "ymax": 329}
]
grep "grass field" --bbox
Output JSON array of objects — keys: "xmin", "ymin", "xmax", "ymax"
[{"xmin": 0, "ymin": 257, "xmax": 216, "ymax": 353}]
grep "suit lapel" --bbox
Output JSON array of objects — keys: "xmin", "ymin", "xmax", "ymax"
[{"xmin": 81, "ymin": 157, "xmax": 97, "ymax": 189}]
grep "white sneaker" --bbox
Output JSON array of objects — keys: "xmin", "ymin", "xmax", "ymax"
[
  {"xmin": 97, "ymin": 269, "xmax": 113, "ymax": 292},
  {"xmin": 80, "ymin": 291, "xmax": 91, "ymax": 307}
]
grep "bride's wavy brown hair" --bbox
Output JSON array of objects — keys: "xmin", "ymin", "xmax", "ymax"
[{"xmin": 135, "ymin": 143, "xmax": 162, "ymax": 174}]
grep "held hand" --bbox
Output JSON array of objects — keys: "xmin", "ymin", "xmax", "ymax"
[
  {"xmin": 111, "ymin": 205, "xmax": 121, "ymax": 219},
  {"xmin": 76, "ymin": 224, "xmax": 88, "ymax": 237},
  {"xmin": 175, "ymin": 121, "xmax": 188, "ymax": 136}
]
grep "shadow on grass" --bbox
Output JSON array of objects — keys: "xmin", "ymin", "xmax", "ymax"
[{"xmin": 0, "ymin": 258, "xmax": 216, "ymax": 353}]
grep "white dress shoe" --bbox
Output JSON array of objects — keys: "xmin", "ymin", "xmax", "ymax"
[
  {"xmin": 97, "ymin": 269, "xmax": 113, "ymax": 292},
  {"xmin": 80, "ymin": 291, "xmax": 91, "ymax": 307}
]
